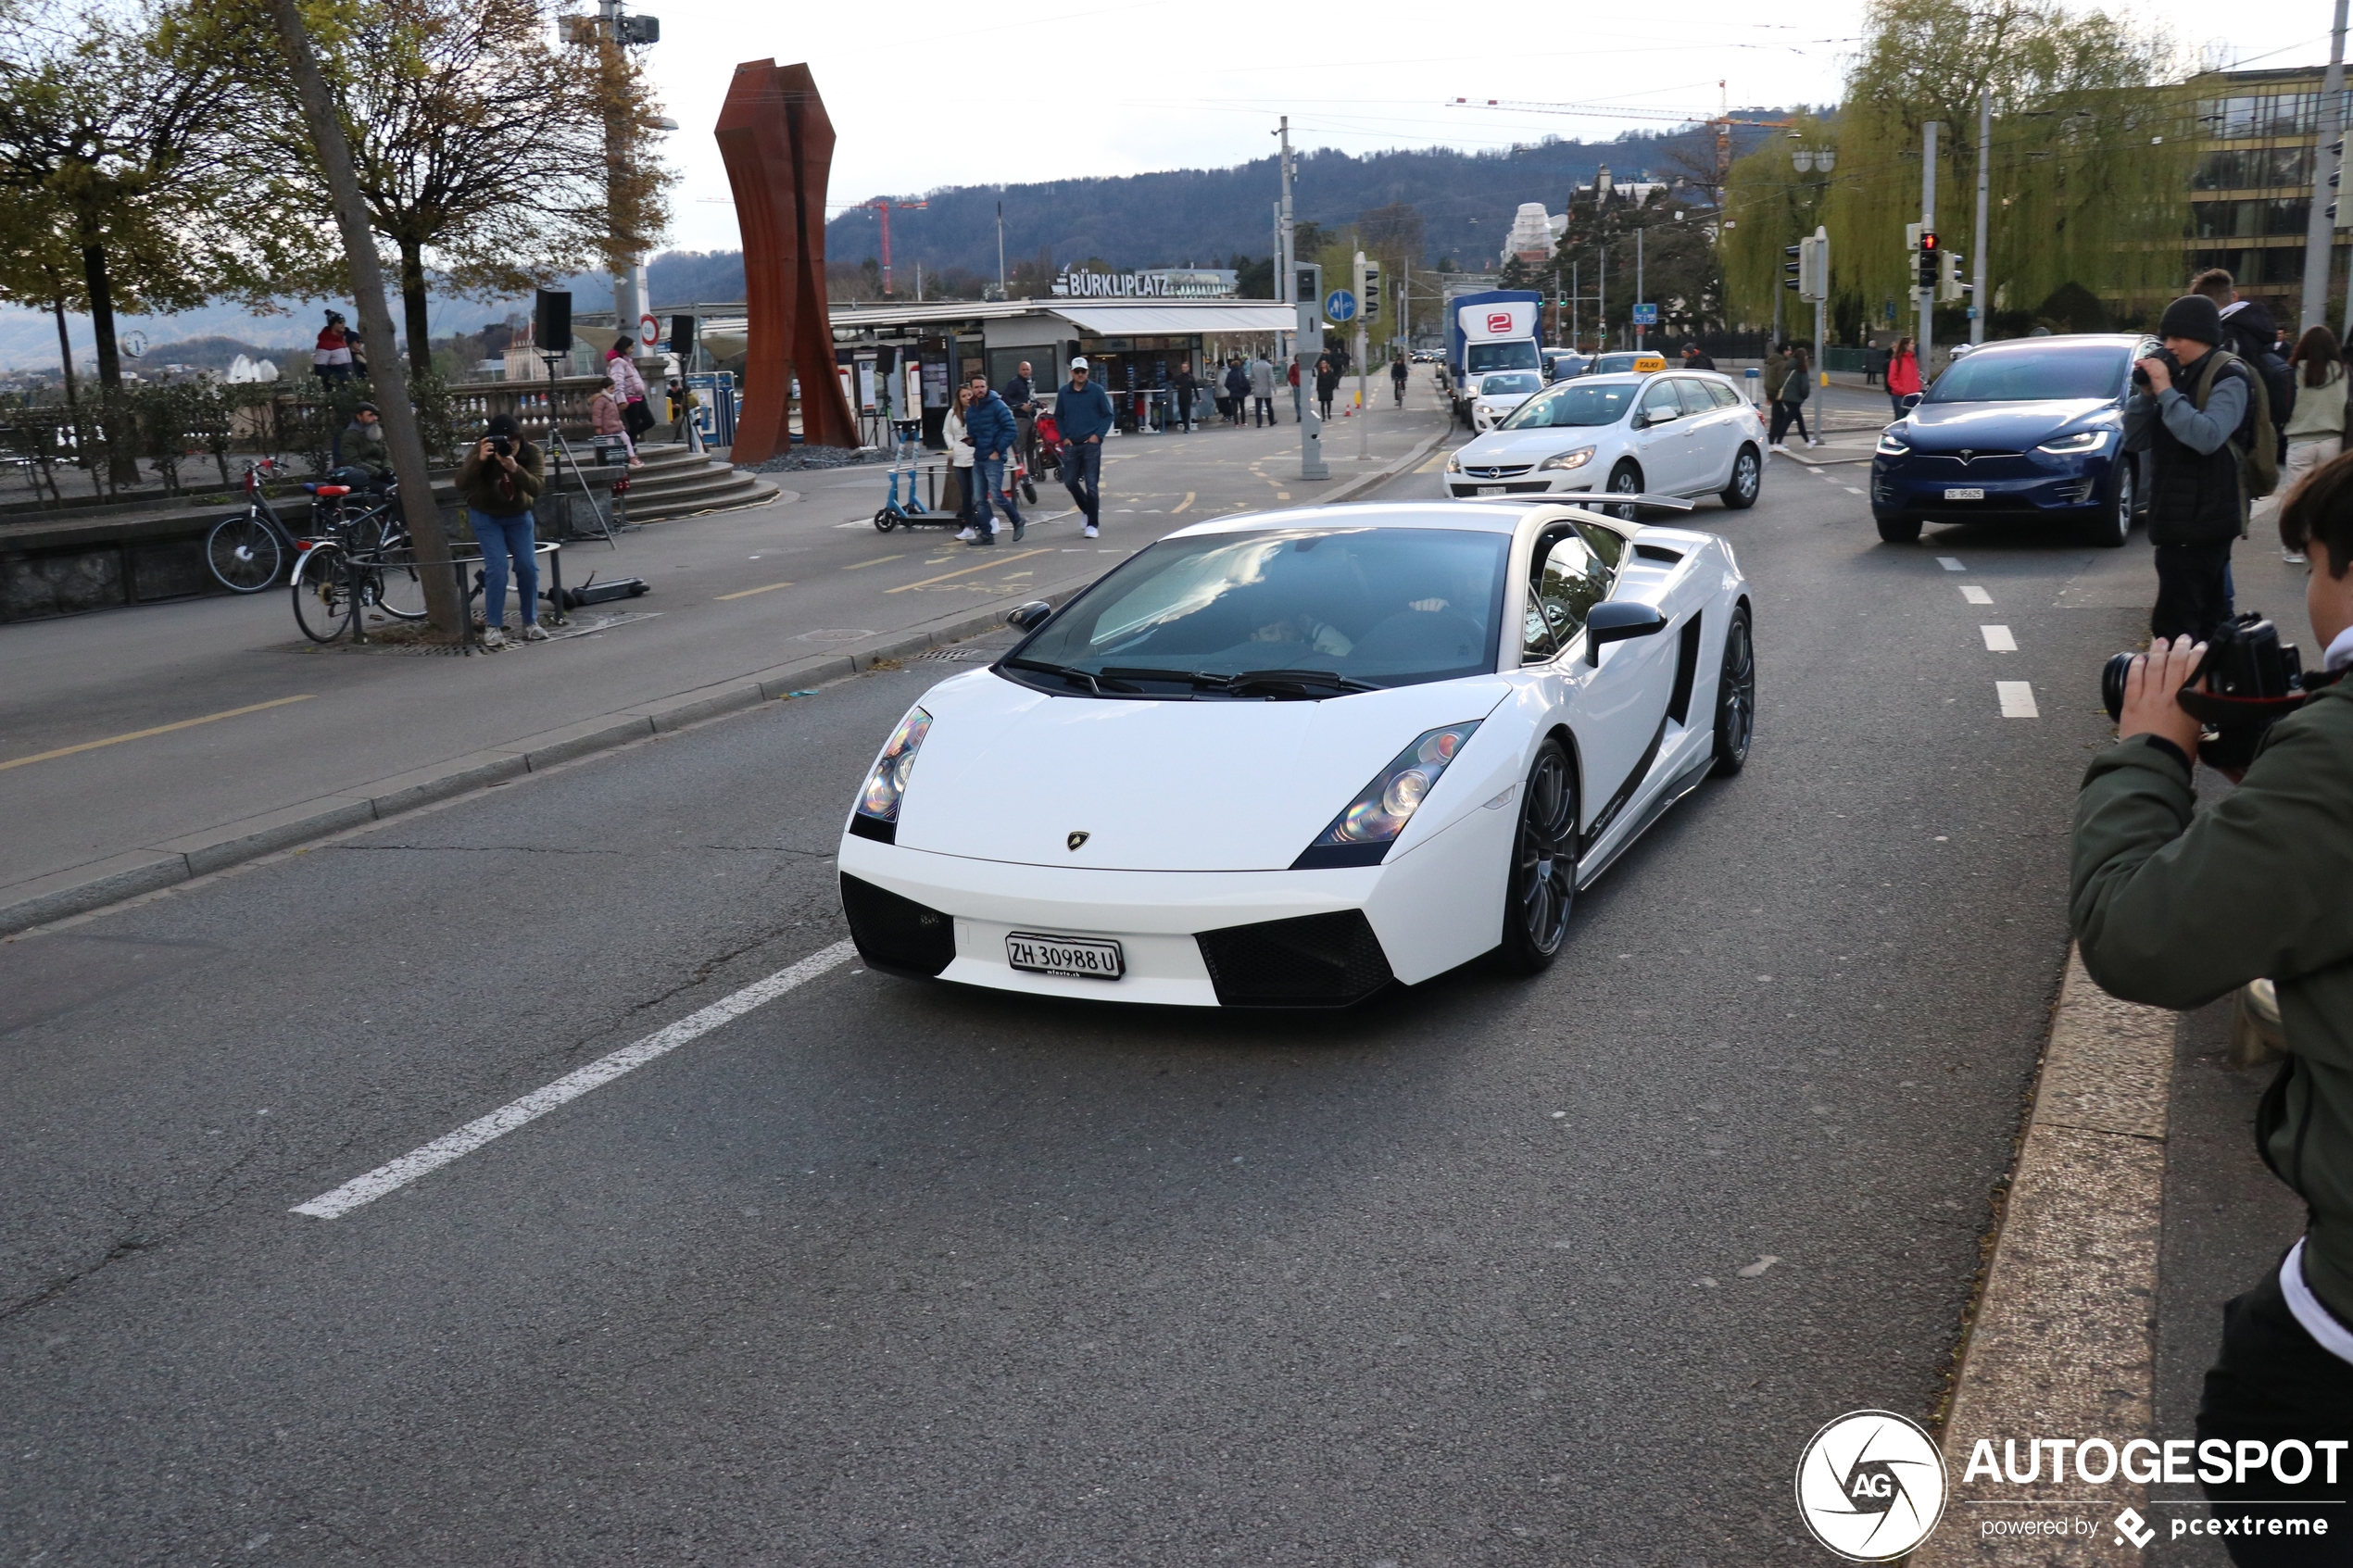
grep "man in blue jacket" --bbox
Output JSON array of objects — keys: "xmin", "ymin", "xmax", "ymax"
[
  {"xmin": 1055, "ymin": 357, "xmax": 1115, "ymax": 538},
  {"xmin": 963, "ymin": 373, "xmax": 1025, "ymax": 545}
]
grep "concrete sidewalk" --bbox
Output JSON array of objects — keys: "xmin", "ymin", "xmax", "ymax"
[{"xmin": 0, "ymin": 403, "xmax": 1452, "ymax": 935}]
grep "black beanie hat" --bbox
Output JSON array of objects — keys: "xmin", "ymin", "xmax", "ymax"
[
  {"xmin": 2158, "ymin": 294, "xmax": 2222, "ymax": 345},
  {"xmin": 485, "ymin": 413, "xmax": 522, "ymax": 439}
]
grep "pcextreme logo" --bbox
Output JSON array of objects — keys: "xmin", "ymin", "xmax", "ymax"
[{"xmin": 1795, "ymin": 1411, "xmax": 1948, "ymax": 1562}]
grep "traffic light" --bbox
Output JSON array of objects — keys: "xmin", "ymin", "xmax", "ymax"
[
  {"xmin": 1784, "ymin": 244, "xmax": 1805, "ymax": 292},
  {"xmin": 1916, "ymin": 231, "xmax": 1941, "ymax": 291},
  {"xmin": 1361, "ymin": 260, "xmax": 1381, "ymax": 323},
  {"xmin": 1938, "ymin": 251, "xmax": 1970, "ymax": 303},
  {"xmin": 1783, "ymin": 232, "xmax": 1828, "ymax": 302}
]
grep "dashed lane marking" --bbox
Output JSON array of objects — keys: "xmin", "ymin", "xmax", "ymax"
[
  {"xmin": 291, "ymin": 940, "xmax": 859, "ymax": 1218},
  {"xmin": 842, "ymin": 555, "xmax": 904, "ymax": 571},
  {"xmin": 1172, "ymin": 491, "xmax": 1195, "ymax": 514},
  {"xmin": 0, "ymin": 694, "xmax": 316, "ymax": 772},
  {"xmin": 1982, "ymin": 624, "xmax": 2018, "ymax": 651},
  {"xmin": 886, "ymin": 547, "xmax": 1055, "ymax": 593},
  {"xmin": 1960, "ymin": 585, "xmax": 1994, "ymax": 605},
  {"xmin": 714, "ymin": 581, "xmax": 793, "ymax": 601},
  {"xmin": 1938, "ymin": 556, "xmax": 1966, "ymax": 571},
  {"xmin": 1843, "ymin": 485, "xmax": 1863, "ymax": 495},
  {"xmin": 1996, "ymin": 681, "xmax": 2040, "ymax": 718}
]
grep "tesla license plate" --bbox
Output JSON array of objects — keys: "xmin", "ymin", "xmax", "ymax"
[
  {"xmin": 1944, "ymin": 486, "xmax": 1985, "ymax": 501},
  {"xmin": 1005, "ymin": 932, "xmax": 1126, "ymax": 980},
  {"xmin": 1477, "ymin": 485, "xmax": 1506, "ymax": 496}
]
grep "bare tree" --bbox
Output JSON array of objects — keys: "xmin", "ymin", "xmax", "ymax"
[{"xmin": 260, "ymin": 0, "xmax": 672, "ymax": 375}]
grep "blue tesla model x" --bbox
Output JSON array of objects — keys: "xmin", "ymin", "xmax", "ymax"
[{"xmin": 1869, "ymin": 333, "xmax": 2151, "ymax": 546}]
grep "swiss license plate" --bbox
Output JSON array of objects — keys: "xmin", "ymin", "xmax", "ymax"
[
  {"xmin": 1944, "ymin": 487, "xmax": 1985, "ymax": 501},
  {"xmin": 1005, "ymin": 931, "xmax": 1126, "ymax": 980},
  {"xmin": 1477, "ymin": 485, "xmax": 1506, "ymax": 496}
]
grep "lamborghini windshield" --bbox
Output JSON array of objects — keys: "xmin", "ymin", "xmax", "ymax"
[{"xmin": 1003, "ymin": 527, "xmax": 1511, "ymax": 698}]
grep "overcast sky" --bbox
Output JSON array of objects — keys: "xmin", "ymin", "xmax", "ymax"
[{"xmin": 643, "ymin": 0, "xmax": 2340, "ymax": 255}]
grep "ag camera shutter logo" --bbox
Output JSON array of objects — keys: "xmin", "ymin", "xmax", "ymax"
[{"xmin": 1794, "ymin": 1411, "xmax": 1948, "ymax": 1561}]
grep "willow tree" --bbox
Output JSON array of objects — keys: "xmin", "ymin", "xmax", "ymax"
[{"xmin": 1823, "ymin": 0, "xmax": 2194, "ymax": 333}]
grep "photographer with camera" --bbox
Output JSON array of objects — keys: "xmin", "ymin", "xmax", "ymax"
[
  {"xmin": 2072, "ymin": 458, "xmax": 2353, "ymax": 1559},
  {"xmin": 2126, "ymin": 294, "xmax": 2271, "ymax": 644},
  {"xmin": 459, "ymin": 413, "xmax": 547, "ymax": 647}
]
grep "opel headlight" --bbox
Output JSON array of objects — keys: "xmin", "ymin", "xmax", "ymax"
[
  {"xmin": 1445, "ymin": 452, "xmax": 1462, "ymax": 472},
  {"xmin": 853, "ymin": 708, "xmax": 932, "ymax": 835},
  {"xmin": 2037, "ymin": 428, "xmax": 2111, "ymax": 455},
  {"xmin": 1539, "ymin": 445, "xmax": 1595, "ymax": 472},
  {"xmin": 1292, "ymin": 722, "xmax": 1481, "ymax": 869},
  {"xmin": 1476, "ymin": 403, "xmax": 1495, "ymax": 418},
  {"xmin": 1875, "ymin": 429, "xmax": 1912, "ymax": 456}
]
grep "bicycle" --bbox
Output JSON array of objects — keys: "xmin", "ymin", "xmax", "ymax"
[
  {"xmin": 288, "ymin": 483, "xmax": 429, "ymax": 642},
  {"xmin": 206, "ymin": 459, "xmax": 398, "ymax": 594}
]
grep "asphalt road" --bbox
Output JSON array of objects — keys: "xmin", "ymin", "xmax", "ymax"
[{"xmin": 1, "ymin": 440, "xmax": 2231, "ymax": 1563}]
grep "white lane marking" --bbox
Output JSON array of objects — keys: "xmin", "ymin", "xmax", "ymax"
[
  {"xmin": 1996, "ymin": 681, "xmax": 2039, "ymax": 718},
  {"xmin": 291, "ymin": 939, "xmax": 859, "ymax": 1218},
  {"xmin": 1981, "ymin": 624, "xmax": 2018, "ymax": 651},
  {"xmin": 1960, "ymin": 585, "xmax": 1994, "ymax": 605},
  {"xmin": 1843, "ymin": 485, "xmax": 1863, "ymax": 495},
  {"xmin": 1937, "ymin": 556, "xmax": 1965, "ymax": 571}
]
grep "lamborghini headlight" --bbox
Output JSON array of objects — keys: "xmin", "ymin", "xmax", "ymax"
[
  {"xmin": 1292, "ymin": 721, "xmax": 1482, "ymax": 869},
  {"xmin": 856, "ymin": 708, "xmax": 932, "ymax": 823}
]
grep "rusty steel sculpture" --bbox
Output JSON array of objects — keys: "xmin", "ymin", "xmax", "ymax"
[{"xmin": 714, "ymin": 60, "xmax": 859, "ymax": 461}]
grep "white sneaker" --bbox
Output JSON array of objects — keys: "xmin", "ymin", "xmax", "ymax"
[
  {"xmin": 1804, "ymin": 436, "xmax": 1818, "ymax": 448},
  {"xmin": 522, "ymin": 623, "xmax": 550, "ymax": 642},
  {"xmin": 2285, "ymin": 549, "xmax": 2309, "ymax": 563},
  {"xmin": 480, "ymin": 626, "xmax": 508, "ymax": 648},
  {"xmin": 1083, "ymin": 524, "xmax": 1100, "ymax": 538},
  {"xmin": 954, "ymin": 528, "xmax": 976, "ymax": 542},
  {"xmin": 1769, "ymin": 443, "xmax": 1790, "ymax": 455}
]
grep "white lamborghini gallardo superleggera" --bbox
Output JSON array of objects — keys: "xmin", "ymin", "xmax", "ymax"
[{"xmin": 837, "ymin": 500, "xmax": 1754, "ymax": 1008}]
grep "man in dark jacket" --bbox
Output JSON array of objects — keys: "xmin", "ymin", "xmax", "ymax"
[
  {"xmin": 963, "ymin": 373, "xmax": 1024, "ymax": 545},
  {"xmin": 2126, "ymin": 294, "xmax": 2253, "ymax": 643},
  {"xmin": 1171, "ymin": 360, "xmax": 1200, "ymax": 432},
  {"xmin": 2072, "ymin": 461, "xmax": 2353, "ymax": 1557},
  {"xmin": 1680, "ymin": 343, "xmax": 1717, "ymax": 371},
  {"xmin": 1054, "ymin": 357, "xmax": 1114, "ymax": 538},
  {"xmin": 2196, "ymin": 269, "xmax": 2295, "ymax": 454},
  {"xmin": 337, "ymin": 403, "xmax": 392, "ymax": 487},
  {"xmin": 1222, "ymin": 359, "xmax": 1250, "ymax": 426},
  {"xmin": 1000, "ymin": 361, "xmax": 1037, "ymax": 476}
]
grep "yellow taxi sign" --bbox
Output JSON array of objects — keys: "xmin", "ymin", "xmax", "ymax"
[{"xmin": 1630, "ymin": 355, "xmax": 1667, "ymax": 372}]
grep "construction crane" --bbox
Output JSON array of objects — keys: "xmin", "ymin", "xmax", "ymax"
[
  {"xmin": 1449, "ymin": 87, "xmax": 1798, "ymax": 197},
  {"xmin": 862, "ymin": 196, "xmax": 929, "ymax": 296}
]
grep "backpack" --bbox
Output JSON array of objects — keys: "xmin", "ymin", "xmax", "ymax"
[{"xmin": 2192, "ymin": 349, "xmax": 2280, "ymax": 500}]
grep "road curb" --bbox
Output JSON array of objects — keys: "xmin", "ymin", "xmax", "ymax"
[
  {"xmin": 1911, "ymin": 945, "xmax": 2178, "ymax": 1564},
  {"xmin": 0, "ymin": 427, "xmax": 1451, "ymax": 939}
]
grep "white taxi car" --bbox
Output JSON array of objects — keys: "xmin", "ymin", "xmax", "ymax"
[{"xmin": 1446, "ymin": 370, "xmax": 1765, "ymax": 512}]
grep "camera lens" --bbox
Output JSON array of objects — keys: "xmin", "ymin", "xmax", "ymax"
[{"xmin": 2100, "ymin": 651, "xmax": 2136, "ymax": 722}]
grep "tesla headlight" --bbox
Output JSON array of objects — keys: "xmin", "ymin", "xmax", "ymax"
[
  {"xmin": 1538, "ymin": 445, "xmax": 1596, "ymax": 471},
  {"xmin": 855, "ymin": 707, "xmax": 932, "ymax": 824},
  {"xmin": 1875, "ymin": 429, "xmax": 1912, "ymax": 456},
  {"xmin": 1293, "ymin": 721, "xmax": 1482, "ymax": 869},
  {"xmin": 2036, "ymin": 428, "xmax": 2111, "ymax": 454}
]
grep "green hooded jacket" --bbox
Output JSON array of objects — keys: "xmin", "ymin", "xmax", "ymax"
[{"xmin": 2071, "ymin": 681, "xmax": 2353, "ymax": 1323}]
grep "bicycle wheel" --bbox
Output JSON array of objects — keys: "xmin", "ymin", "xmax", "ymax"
[
  {"xmin": 208, "ymin": 514, "xmax": 283, "ymax": 593},
  {"xmin": 366, "ymin": 546, "xmax": 429, "ymax": 621},
  {"xmin": 291, "ymin": 545, "xmax": 355, "ymax": 643}
]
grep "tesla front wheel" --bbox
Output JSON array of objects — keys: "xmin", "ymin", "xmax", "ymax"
[
  {"xmin": 1875, "ymin": 515, "xmax": 1922, "ymax": 544},
  {"xmin": 1711, "ymin": 603, "xmax": 1755, "ymax": 777},
  {"xmin": 1497, "ymin": 738, "xmax": 1578, "ymax": 974},
  {"xmin": 1721, "ymin": 445, "xmax": 1761, "ymax": 509},
  {"xmin": 2087, "ymin": 465, "xmax": 2133, "ymax": 547},
  {"xmin": 208, "ymin": 515, "xmax": 282, "ymax": 592}
]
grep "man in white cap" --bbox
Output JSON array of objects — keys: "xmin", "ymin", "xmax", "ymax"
[{"xmin": 1054, "ymin": 356, "xmax": 1115, "ymax": 538}]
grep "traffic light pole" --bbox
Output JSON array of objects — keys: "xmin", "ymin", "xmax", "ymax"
[
  {"xmin": 1972, "ymin": 92, "xmax": 1991, "ymax": 345},
  {"xmin": 2301, "ymin": 0, "xmax": 2348, "ymax": 332},
  {"xmin": 1813, "ymin": 227, "xmax": 1827, "ymax": 401},
  {"xmin": 1919, "ymin": 120, "xmax": 1938, "ymax": 383},
  {"xmin": 1296, "ymin": 261, "xmax": 1327, "ymax": 482}
]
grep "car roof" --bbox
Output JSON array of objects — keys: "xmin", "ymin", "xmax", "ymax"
[{"xmin": 1965, "ymin": 332, "xmax": 2142, "ymax": 354}]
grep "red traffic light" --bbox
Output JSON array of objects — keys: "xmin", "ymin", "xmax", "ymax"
[{"xmin": 1919, "ymin": 231, "xmax": 1941, "ymax": 253}]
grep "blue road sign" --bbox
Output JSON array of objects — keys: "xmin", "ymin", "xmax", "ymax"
[
  {"xmin": 1630, "ymin": 303, "xmax": 1658, "ymax": 326},
  {"xmin": 1325, "ymin": 289, "xmax": 1358, "ymax": 323}
]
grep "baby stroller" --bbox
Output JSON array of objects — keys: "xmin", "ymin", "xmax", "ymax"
[{"xmin": 1032, "ymin": 408, "xmax": 1063, "ymax": 482}]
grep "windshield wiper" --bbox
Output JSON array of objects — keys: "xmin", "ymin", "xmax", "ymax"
[
  {"xmin": 1224, "ymin": 668, "xmax": 1383, "ymax": 697},
  {"xmin": 1002, "ymin": 657, "xmax": 1140, "ymax": 696}
]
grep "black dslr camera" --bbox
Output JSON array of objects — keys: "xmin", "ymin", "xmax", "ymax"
[
  {"xmin": 2129, "ymin": 345, "xmax": 2180, "ymax": 393},
  {"xmin": 2101, "ymin": 613, "xmax": 2326, "ymax": 770}
]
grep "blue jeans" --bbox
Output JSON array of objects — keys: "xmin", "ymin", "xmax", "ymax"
[
  {"xmin": 470, "ymin": 509, "xmax": 538, "ymax": 629},
  {"xmin": 1062, "ymin": 440, "xmax": 1102, "ymax": 524},
  {"xmin": 975, "ymin": 456, "xmax": 1022, "ymax": 532}
]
